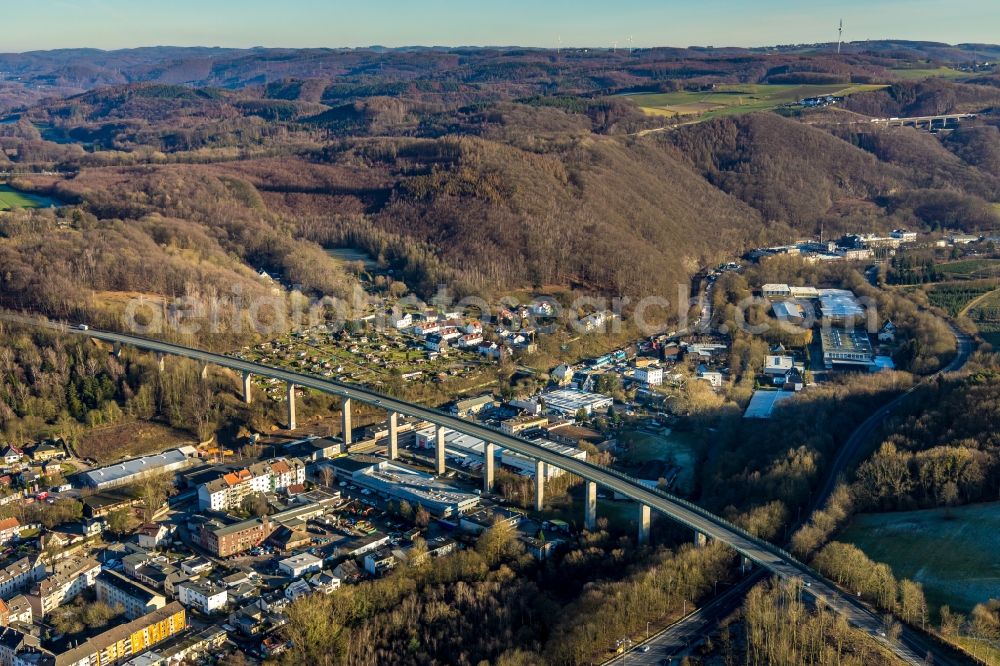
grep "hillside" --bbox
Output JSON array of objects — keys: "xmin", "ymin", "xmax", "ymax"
[{"xmin": 0, "ymin": 45, "xmax": 998, "ymax": 336}]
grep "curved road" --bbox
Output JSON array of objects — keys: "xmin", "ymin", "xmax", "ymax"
[
  {"xmin": 632, "ymin": 324, "xmax": 976, "ymax": 665},
  {"xmin": 813, "ymin": 325, "xmax": 974, "ymax": 509},
  {"xmin": 3, "ymin": 314, "xmax": 973, "ymax": 665}
]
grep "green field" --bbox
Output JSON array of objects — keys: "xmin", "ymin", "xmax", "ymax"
[
  {"xmin": 0, "ymin": 184, "xmax": 58, "ymax": 210},
  {"xmin": 625, "ymin": 83, "xmax": 887, "ymax": 121},
  {"xmin": 840, "ymin": 502, "xmax": 1000, "ymax": 616},
  {"xmin": 925, "ymin": 280, "xmax": 998, "ymax": 316},
  {"xmin": 967, "ymin": 288, "xmax": 1000, "ymax": 334},
  {"xmin": 618, "ymin": 427, "xmax": 701, "ymax": 492},
  {"xmin": 938, "ymin": 258, "xmax": 1000, "ymax": 280},
  {"xmin": 889, "ymin": 67, "xmax": 967, "ymax": 80}
]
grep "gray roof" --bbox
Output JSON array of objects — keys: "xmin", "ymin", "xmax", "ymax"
[{"xmin": 81, "ymin": 448, "xmax": 195, "ymax": 487}]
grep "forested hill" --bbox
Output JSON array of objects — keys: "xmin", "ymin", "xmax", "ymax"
[{"xmin": 1, "ymin": 45, "xmax": 1000, "ymax": 331}]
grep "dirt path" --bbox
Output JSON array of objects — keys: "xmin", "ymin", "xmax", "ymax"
[{"xmin": 958, "ymin": 287, "xmax": 1000, "ymax": 318}]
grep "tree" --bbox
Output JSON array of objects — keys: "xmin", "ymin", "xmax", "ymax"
[
  {"xmin": 106, "ymin": 508, "xmax": 134, "ymax": 535},
  {"xmin": 134, "ymin": 473, "xmax": 176, "ymax": 522},
  {"xmin": 243, "ymin": 492, "xmax": 271, "ymax": 517},
  {"xmin": 475, "ymin": 519, "xmax": 519, "ymax": 567},
  {"xmin": 319, "ymin": 466, "xmax": 335, "ymax": 488},
  {"xmin": 398, "ymin": 500, "xmax": 413, "ymax": 520},
  {"xmin": 414, "ymin": 504, "xmax": 430, "ymax": 528},
  {"xmin": 898, "ymin": 579, "xmax": 928, "ymax": 628}
]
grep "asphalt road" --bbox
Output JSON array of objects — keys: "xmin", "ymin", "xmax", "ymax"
[
  {"xmin": 623, "ymin": 324, "xmax": 976, "ymax": 666},
  {"xmin": 813, "ymin": 325, "xmax": 974, "ymax": 511},
  {"xmin": 2, "ymin": 314, "xmax": 975, "ymax": 666},
  {"xmin": 614, "ymin": 572, "xmax": 765, "ymax": 666}
]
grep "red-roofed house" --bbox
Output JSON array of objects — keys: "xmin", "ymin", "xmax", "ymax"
[{"xmin": 0, "ymin": 518, "xmax": 20, "ymax": 545}]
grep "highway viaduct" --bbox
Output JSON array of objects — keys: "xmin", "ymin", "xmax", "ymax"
[{"xmin": 2, "ymin": 316, "xmax": 948, "ymax": 665}]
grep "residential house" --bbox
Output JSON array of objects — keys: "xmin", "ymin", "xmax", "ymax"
[
  {"xmin": 783, "ymin": 370, "xmax": 805, "ymax": 392},
  {"xmin": 176, "ymin": 579, "xmax": 228, "ymax": 615},
  {"xmin": 458, "ymin": 333, "xmax": 483, "ymax": 348},
  {"xmin": 308, "ymin": 571, "xmax": 341, "ymax": 595},
  {"xmin": 0, "ymin": 448, "xmax": 22, "ymax": 467},
  {"xmin": 4, "ymin": 598, "xmax": 30, "ymax": 627},
  {"xmin": 96, "ymin": 570, "xmax": 166, "ymax": 620},
  {"xmin": 363, "ymin": 549, "xmax": 397, "ymax": 576},
  {"xmin": 878, "ymin": 320, "xmax": 897, "ymax": 343},
  {"xmin": 0, "ymin": 627, "xmax": 38, "ymax": 666},
  {"xmin": 28, "ymin": 556, "xmax": 101, "ymax": 617},
  {"xmin": 423, "ymin": 334, "xmax": 448, "ymax": 353},
  {"xmin": 277, "ymin": 553, "xmax": 322, "ymax": 578},
  {"xmin": 0, "ymin": 558, "xmax": 45, "ymax": 600},
  {"xmin": 696, "ymin": 364, "xmax": 724, "ymax": 389},
  {"xmin": 764, "ymin": 355, "xmax": 794, "ymax": 377},
  {"xmin": 26, "ymin": 441, "xmax": 63, "ymax": 463},
  {"xmin": 0, "ymin": 519, "xmax": 19, "ymax": 546},
  {"xmin": 197, "ymin": 457, "xmax": 305, "ymax": 512},
  {"xmin": 634, "ymin": 365, "xmax": 663, "ymax": 386},
  {"xmin": 136, "ymin": 523, "xmax": 173, "ymax": 551},
  {"xmin": 284, "ymin": 579, "xmax": 312, "ymax": 601}
]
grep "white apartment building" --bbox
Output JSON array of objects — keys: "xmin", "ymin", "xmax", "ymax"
[
  {"xmin": 27, "ymin": 556, "xmax": 101, "ymax": 617},
  {"xmin": 634, "ymin": 366, "xmax": 663, "ymax": 386},
  {"xmin": 197, "ymin": 458, "xmax": 306, "ymax": 512},
  {"xmin": 0, "ymin": 558, "xmax": 45, "ymax": 600},
  {"xmin": 177, "ymin": 579, "xmax": 228, "ymax": 615}
]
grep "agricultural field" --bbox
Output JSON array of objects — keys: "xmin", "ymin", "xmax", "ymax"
[
  {"xmin": 839, "ymin": 502, "xmax": 1000, "ymax": 616},
  {"xmin": 624, "ymin": 83, "xmax": 887, "ymax": 121},
  {"xmin": 966, "ymin": 288, "xmax": 1000, "ymax": 335},
  {"xmin": 0, "ymin": 184, "xmax": 59, "ymax": 210},
  {"xmin": 888, "ymin": 66, "xmax": 967, "ymax": 80},
  {"xmin": 925, "ymin": 280, "xmax": 998, "ymax": 316},
  {"xmin": 937, "ymin": 258, "xmax": 1000, "ymax": 280}
]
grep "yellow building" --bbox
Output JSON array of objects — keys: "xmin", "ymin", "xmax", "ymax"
[{"xmin": 16, "ymin": 602, "xmax": 186, "ymax": 666}]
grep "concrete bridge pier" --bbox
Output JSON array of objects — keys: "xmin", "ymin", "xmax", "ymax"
[
  {"xmin": 387, "ymin": 411, "xmax": 398, "ymax": 460},
  {"xmin": 113, "ymin": 342, "xmax": 122, "ymax": 358},
  {"xmin": 435, "ymin": 425, "xmax": 446, "ymax": 475},
  {"xmin": 341, "ymin": 398, "xmax": 353, "ymax": 446},
  {"xmin": 156, "ymin": 354, "xmax": 165, "ymax": 372},
  {"xmin": 741, "ymin": 555, "xmax": 753, "ymax": 573},
  {"xmin": 287, "ymin": 382, "xmax": 297, "ymax": 431},
  {"xmin": 534, "ymin": 460, "xmax": 546, "ymax": 511},
  {"xmin": 694, "ymin": 530, "xmax": 708, "ymax": 548},
  {"xmin": 200, "ymin": 364, "xmax": 209, "ymax": 380},
  {"xmin": 584, "ymin": 480, "xmax": 597, "ymax": 531},
  {"xmin": 638, "ymin": 504, "xmax": 651, "ymax": 545},
  {"xmin": 483, "ymin": 441, "xmax": 495, "ymax": 492},
  {"xmin": 242, "ymin": 371, "xmax": 252, "ymax": 404}
]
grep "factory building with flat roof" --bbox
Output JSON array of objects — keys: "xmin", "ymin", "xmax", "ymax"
[
  {"xmin": 328, "ymin": 456, "xmax": 479, "ymax": 517},
  {"xmin": 538, "ymin": 388, "xmax": 613, "ymax": 417},
  {"xmin": 413, "ymin": 427, "xmax": 586, "ymax": 480},
  {"xmin": 820, "ymin": 327, "xmax": 875, "ymax": 369},
  {"xmin": 80, "ymin": 447, "xmax": 199, "ymax": 490}
]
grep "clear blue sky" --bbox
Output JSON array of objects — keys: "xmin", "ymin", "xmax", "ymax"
[{"xmin": 4, "ymin": 0, "xmax": 998, "ymax": 52}]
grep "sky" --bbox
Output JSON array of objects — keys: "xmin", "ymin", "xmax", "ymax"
[{"xmin": 4, "ymin": 0, "xmax": 999, "ymax": 52}]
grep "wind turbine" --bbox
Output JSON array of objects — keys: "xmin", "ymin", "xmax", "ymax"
[{"xmin": 837, "ymin": 19, "xmax": 843, "ymax": 54}]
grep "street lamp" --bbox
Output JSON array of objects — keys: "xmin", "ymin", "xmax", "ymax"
[{"xmin": 646, "ymin": 621, "xmax": 651, "ymax": 640}]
